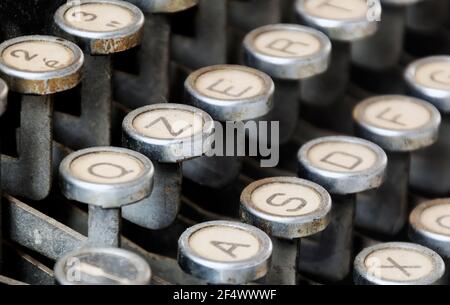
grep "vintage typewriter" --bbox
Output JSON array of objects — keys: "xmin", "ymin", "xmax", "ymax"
[{"xmin": 0, "ymin": 0, "xmax": 449, "ymax": 286}]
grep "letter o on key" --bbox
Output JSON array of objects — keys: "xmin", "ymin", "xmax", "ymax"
[
  {"xmin": 178, "ymin": 221, "xmax": 272, "ymax": 284},
  {"xmin": 354, "ymin": 242, "xmax": 445, "ymax": 285},
  {"xmin": 0, "ymin": 35, "xmax": 83, "ymax": 95}
]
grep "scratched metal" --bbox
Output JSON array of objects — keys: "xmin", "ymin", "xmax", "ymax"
[{"xmin": 1, "ymin": 95, "xmax": 52, "ymax": 200}]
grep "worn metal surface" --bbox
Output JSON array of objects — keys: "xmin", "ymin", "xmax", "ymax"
[
  {"xmin": 298, "ymin": 195, "xmax": 356, "ymax": 282},
  {"xmin": 54, "ymin": 55, "xmax": 112, "ymax": 149},
  {"xmin": 1, "ymin": 95, "xmax": 53, "ymax": 200},
  {"xmin": 264, "ymin": 237, "xmax": 298, "ymax": 285},
  {"xmin": 123, "ymin": 162, "xmax": 181, "ymax": 229}
]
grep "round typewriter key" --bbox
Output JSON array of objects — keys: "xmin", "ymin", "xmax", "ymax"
[
  {"xmin": 296, "ymin": 0, "xmax": 381, "ymax": 130},
  {"xmin": 0, "ymin": 78, "xmax": 7, "ymax": 116},
  {"xmin": 354, "ymin": 242, "xmax": 445, "ymax": 285},
  {"xmin": 240, "ymin": 177, "xmax": 331, "ymax": 284},
  {"xmin": 352, "ymin": 0, "xmax": 424, "ymax": 70},
  {"xmin": 126, "ymin": 0, "xmax": 198, "ymax": 13},
  {"xmin": 297, "ymin": 136, "xmax": 387, "ymax": 282},
  {"xmin": 54, "ymin": 247, "xmax": 151, "ymax": 285},
  {"xmin": 0, "ymin": 35, "xmax": 83, "ymax": 95},
  {"xmin": 59, "ymin": 146, "xmax": 154, "ymax": 246},
  {"xmin": 410, "ymin": 199, "xmax": 450, "ymax": 281},
  {"xmin": 183, "ymin": 64, "xmax": 273, "ymax": 189},
  {"xmin": 354, "ymin": 95, "xmax": 440, "ymax": 236},
  {"xmin": 243, "ymin": 24, "xmax": 331, "ymax": 80},
  {"xmin": 122, "ymin": 103, "xmax": 214, "ymax": 229},
  {"xmin": 178, "ymin": 221, "xmax": 272, "ymax": 284},
  {"xmin": 243, "ymin": 23, "xmax": 331, "ymax": 144},
  {"xmin": 185, "ymin": 65, "xmax": 274, "ymax": 121},
  {"xmin": 55, "ymin": 0, "xmax": 144, "ymax": 54},
  {"xmin": 405, "ymin": 56, "xmax": 450, "ymax": 196}
]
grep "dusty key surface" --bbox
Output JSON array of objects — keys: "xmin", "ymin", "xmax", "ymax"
[
  {"xmin": 296, "ymin": 0, "xmax": 379, "ymax": 41},
  {"xmin": 243, "ymin": 24, "xmax": 331, "ymax": 79},
  {"xmin": 410, "ymin": 199, "xmax": 450, "ymax": 258},
  {"xmin": 353, "ymin": 95, "xmax": 441, "ymax": 151},
  {"xmin": 240, "ymin": 177, "xmax": 331, "ymax": 238},
  {"xmin": 55, "ymin": 0, "xmax": 144, "ymax": 54},
  {"xmin": 178, "ymin": 221, "xmax": 272, "ymax": 284},
  {"xmin": 54, "ymin": 247, "xmax": 151, "ymax": 285},
  {"xmin": 123, "ymin": 103, "xmax": 214, "ymax": 162},
  {"xmin": 298, "ymin": 136, "xmax": 387, "ymax": 194},
  {"xmin": 354, "ymin": 242, "xmax": 445, "ymax": 285},
  {"xmin": 0, "ymin": 35, "xmax": 83, "ymax": 94},
  {"xmin": 59, "ymin": 146, "xmax": 154, "ymax": 208},
  {"xmin": 185, "ymin": 64, "xmax": 274, "ymax": 121}
]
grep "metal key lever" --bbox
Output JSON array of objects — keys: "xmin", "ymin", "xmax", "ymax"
[
  {"xmin": 183, "ymin": 64, "xmax": 274, "ymax": 188},
  {"xmin": 115, "ymin": 0, "xmax": 199, "ymax": 108},
  {"xmin": 178, "ymin": 220, "xmax": 272, "ymax": 285},
  {"xmin": 0, "ymin": 35, "xmax": 83, "ymax": 200},
  {"xmin": 54, "ymin": 247, "xmax": 151, "ymax": 285},
  {"xmin": 172, "ymin": 0, "xmax": 227, "ymax": 69},
  {"xmin": 0, "ymin": 78, "xmax": 7, "ymax": 272},
  {"xmin": 409, "ymin": 199, "xmax": 450, "ymax": 283},
  {"xmin": 122, "ymin": 103, "xmax": 214, "ymax": 229},
  {"xmin": 3, "ymin": 194, "xmax": 201, "ymax": 284},
  {"xmin": 240, "ymin": 177, "xmax": 331, "ymax": 284},
  {"xmin": 354, "ymin": 242, "xmax": 445, "ymax": 285},
  {"xmin": 352, "ymin": 0, "xmax": 420, "ymax": 71},
  {"xmin": 243, "ymin": 24, "xmax": 331, "ymax": 145},
  {"xmin": 53, "ymin": 0, "xmax": 144, "ymax": 149},
  {"xmin": 405, "ymin": 56, "xmax": 450, "ymax": 196},
  {"xmin": 59, "ymin": 146, "xmax": 154, "ymax": 247},
  {"xmin": 295, "ymin": 0, "xmax": 380, "ymax": 132},
  {"xmin": 354, "ymin": 95, "xmax": 441, "ymax": 236},
  {"xmin": 297, "ymin": 136, "xmax": 387, "ymax": 282}
]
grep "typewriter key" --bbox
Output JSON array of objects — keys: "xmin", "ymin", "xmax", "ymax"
[
  {"xmin": 54, "ymin": 0, "xmax": 144, "ymax": 149},
  {"xmin": 0, "ymin": 35, "xmax": 83, "ymax": 200},
  {"xmin": 409, "ymin": 199, "xmax": 450, "ymax": 281},
  {"xmin": 122, "ymin": 103, "xmax": 214, "ymax": 229},
  {"xmin": 59, "ymin": 147, "xmax": 154, "ymax": 247},
  {"xmin": 405, "ymin": 56, "xmax": 450, "ymax": 196},
  {"xmin": 353, "ymin": 0, "xmax": 421, "ymax": 70},
  {"xmin": 354, "ymin": 242, "xmax": 445, "ymax": 285},
  {"xmin": 54, "ymin": 247, "xmax": 151, "ymax": 285},
  {"xmin": 243, "ymin": 24, "xmax": 331, "ymax": 144},
  {"xmin": 353, "ymin": 95, "xmax": 441, "ymax": 236},
  {"xmin": 297, "ymin": 136, "xmax": 387, "ymax": 282},
  {"xmin": 178, "ymin": 221, "xmax": 272, "ymax": 284},
  {"xmin": 240, "ymin": 177, "xmax": 331, "ymax": 284},
  {"xmin": 183, "ymin": 64, "xmax": 274, "ymax": 187},
  {"xmin": 296, "ymin": 0, "xmax": 380, "ymax": 129}
]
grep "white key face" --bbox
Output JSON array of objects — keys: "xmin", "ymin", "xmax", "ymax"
[
  {"xmin": 364, "ymin": 248, "xmax": 434, "ymax": 282},
  {"xmin": 132, "ymin": 109, "xmax": 205, "ymax": 139},
  {"xmin": 307, "ymin": 141, "xmax": 377, "ymax": 173},
  {"xmin": 2, "ymin": 40, "xmax": 75, "ymax": 72},
  {"xmin": 64, "ymin": 3, "xmax": 134, "ymax": 32},
  {"xmin": 70, "ymin": 151, "xmax": 145, "ymax": 184},
  {"xmin": 303, "ymin": 0, "xmax": 368, "ymax": 21},
  {"xmin": 194, "ymin": 68, "xmax": 265, "ymax": 100},
  {"xmin": 360, "ymin": 98, "xmax": 432, "ymax": 131},
  {"xmin": 415, "ymin": 61, "xmax": 450, "ymax": 91},
  {"xmin": 250, "ymin": 182, "xmax": 322, "ymax": 217},
  {"xmin": 252, "ymin": 29, "xmax": 322, "ymax": 58},
  {"xmin": 420, "ymin": 202, "xmax": 450, "ymax": 236},
  {"xmin": 188, "ymin": 226, "xmax": 260, "ymax": 262}
]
